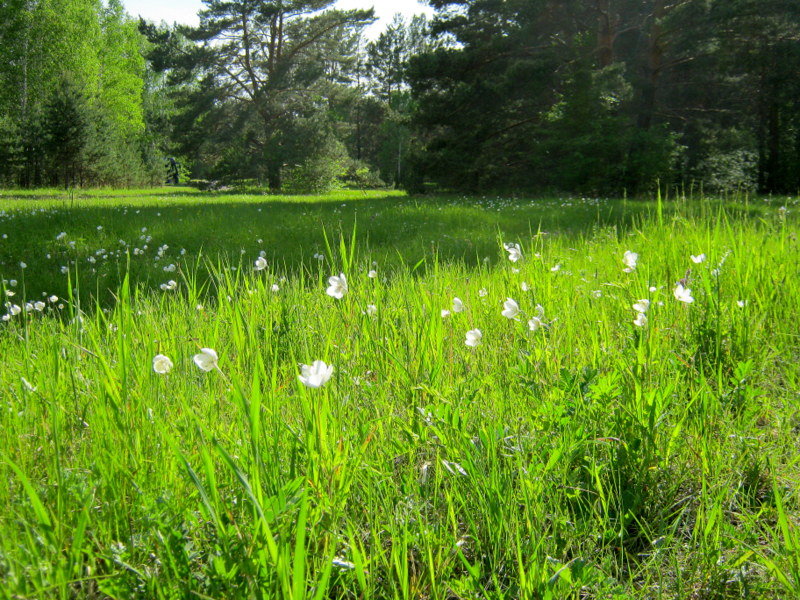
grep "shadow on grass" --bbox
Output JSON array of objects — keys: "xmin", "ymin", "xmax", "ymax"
[
  {"xmin": 0, "ymin": 186, "xmax": 395, "ymax": 203},
  {"xmin": 0, "ymin": 193, "xmax": 768, "ymax": 305}
]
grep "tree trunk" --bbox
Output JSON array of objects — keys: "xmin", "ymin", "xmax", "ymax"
[
  {"xmin": 596, "ymin": 0, "xmax": 615, "ymax": 67},
  {"xmin": 765, "ymin": 98, "xmax": 780, "ymax": 192},
  {"xmin": 262, "ymin": 113, "xmax": 282, "ymax": 191},
  {"xmin": 637, "ymin": 0, "xmax": 665, "ymax": 130},
  {"xmin": 267, "ymin": 158, "xmax": 281, "ymax": 191}
]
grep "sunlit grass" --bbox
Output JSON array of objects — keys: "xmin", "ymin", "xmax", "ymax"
[{"xmin": 0, "ymin": 190, "xmax": 798, "ymax": 598}]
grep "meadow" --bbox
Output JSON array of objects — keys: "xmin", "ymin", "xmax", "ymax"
[{"xmin": 0, "ymin": 188, "xmax": 798, "ymax": 599}]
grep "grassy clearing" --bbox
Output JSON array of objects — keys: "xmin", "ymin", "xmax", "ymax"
[
  {"xmin": 0, "ymin": 186, "xmax": 759, "ymax": 304},
  {"xmin": 0, "ymin": 190, "xmax": 799, "ymax": 598}
]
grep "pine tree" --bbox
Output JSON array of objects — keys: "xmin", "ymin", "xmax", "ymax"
[
  {"xmin": 188, "ymin": 0, "xmax": 373, "ymax": 189},
  {"xmin": 43, "ymin": 80, "xmax": 90, "ymax": 188}
]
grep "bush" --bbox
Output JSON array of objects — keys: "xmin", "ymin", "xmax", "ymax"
[
  {"xmin": 696, "ymin": 149, "xmax": 758, "ymax": 193},
  {"xmin": 339, "ymin": 159, "xmax": 386, "ymax": 189},
  {"xmin": 283, "ymin": 136, "xmax": 348, "ymax": 194}
]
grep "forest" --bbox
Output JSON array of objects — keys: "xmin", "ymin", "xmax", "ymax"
[{"xmin": 1, "ymin": 0, "xmax": 799, "ymax": 194}]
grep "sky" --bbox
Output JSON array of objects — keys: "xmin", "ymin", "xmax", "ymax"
[{"xmin": 121, "ymin": 0, "xmax": 434, "ymax": 39}]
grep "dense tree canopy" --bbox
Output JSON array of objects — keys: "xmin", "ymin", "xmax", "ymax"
[
  {"xmin": 1, "ymin": 0, "xmax": 799, "ymax": 193},
  {"xmin": 407, "ymin": 0, "xmax": 800, "ymax": 194},
  {"xmin": 0, "ymin": 0, "xmax": 158, "ymax": 187},
  {"xmin": 174, "ymin": 0, "xmax": 373, "ymax": 190}
]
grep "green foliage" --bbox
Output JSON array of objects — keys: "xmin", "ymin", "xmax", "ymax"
[
  {"xmin": 170, "ymin": 0, "xmax": 373, "ymax": 190},
  {"xmin": 97, "ymin": 0, "xmax": 146, "ymax": 137},
  {"xmin": 696, "ymin": 149, "xmax": 759, "ymax": 194},
  {"xmin": 0, "ymin": 0, "xmax": 159, "ymax": 188},
  {"xmin": 408, "ymin": 0, "xmax": 800, "ymax": 194},
  {"xmin": 6, "ymin": 0, "xmax": 799, "ymax": 195},
  {"xmin": 340, "ymin": 159, "xmax": 386, "ymax": 189},
  {"xmin": 284, "ymin": 136, "xmax": 349, "ymax": 194},
  {"xmin": 42, "ymin": 80, "xmax": 90, "ymax": 186}
]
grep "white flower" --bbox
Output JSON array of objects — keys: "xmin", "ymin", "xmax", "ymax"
[
  {"xmin": 96, "ymin": 225, "xmax": 102, "ymax": 231},
  {"xmin": 632, "ymin": 299, "xmax": 650, "ymax": 313},
  {"xmin": 160, "ymin": 280, "xmax": 178, "ymax": 291},
  {"xmin": 502, "ymin": 298, "xmax": 520, "ymax": 320},
  {"xmin": 521, "ymin": 282, "xmax": 529, "ymax": 291},
  {"xmin": 193, "ymin": 348, "xmax": 219, "ymax": 372},
  {"xmin": 254, "ymin": 256, "xmax": 268, "ymax": 271},
  {"xmin": 56, "ymin": 232, "xmax": 67, "ymax": 241},
  {"xmin": 649, "ymin": 286, "xmax": 658, "ymax": 292},
  {"xmin": 673, "ymin": 283, "xmax": 694, "ymax": 304},
  {"xmin": 441, "ymin": 309, "xmax": 451, "ymax": 318},
  {"xmin": 690, "ymin": 254, "xmax": 706, "ymax": 264},
  {"xmin": 623, "ymin": 250, "xmax": 638, "ymax": 273},
  {"xmin": 33, "ymin": 301, "xmax": 45, "ymax": 311},
  {"xmin": 19, "ymin": 262, "xmax": 26, "ymax": 269},
  {"xmin": 48, "ymin": 295, "xmax": 58, "ymax": 303},
  {"xmin": 298, "ymin": 360, "xmax": 333, "ymax": 388},
  {"xmin": 366, "ymin": 303, "xmax": 377, "ymax": 316},
  {"xmin": 527, "ymin": 316, "xmax": 542, "ymax": 331},
  {"xmin": 163, "ymin": 263, "xmax": 176, "ymax": 272},
  {"xmin": 465, "ymin": 328, "xmax": 482, "ymax": 347},
  {"xmin": 550, "ymin": 264, "xmax": 561, "ymax": 272},
  {"xmin": 368, "ymin": 270, "xmax": 377, "ymax": 279},
  {"xmin": 633, "ymin": 313, "xmax": 647, "ymax": 327},
  {"xmin": 1, "ymin": 314, "xmax": 9, "ymax": 322},
  {"xmin": 25, "ymin": 303, "xmax": 33, "ymax": 312},
  {"xmin": 153, "ymin": 354, "xmax": 173, "ymax": 374},
  {"xmin": 737, "ymin": 300, "xmax": 746, "ymax": 308},
  {"xmin": 478, "ymin": 288, "xmax": 488, "ymax": 297},
  {"xmin": 452, "ymin": 297, "xmax": 465, "ymax": 313},
  {"xmin": 9, "ymin": 280, "xmax": 17, "ymax": 287},
  {"xmin": 61, "ymin": 266, "xmax": 68, "ymax": 274},
  {"xmin": 332, "ymin": 557, "xmax": 356, "ymax": 570},
  {"xmin": 504, "ymin": 243, "xmax": 522, "ymax": 262},
  {"xmin": 326, "ymin": 273, "xmax": 347, "ymax": 299},
  {"xmin": 9, "ymin": 304, "xmax": 21, "ymax": 315},
  {"xmin": 271, "ymin": 283, "xmax": 280, "ymax": 292},
  {"xmin": 418, "ymin": 461, "xmax": 432, "ymax": 484}
]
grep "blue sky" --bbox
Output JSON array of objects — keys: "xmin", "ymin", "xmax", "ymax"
[{"xmin": 122, "ymin": 0, "xmax": 434, "ymax": 38}]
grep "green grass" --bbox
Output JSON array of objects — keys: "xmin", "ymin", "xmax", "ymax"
[
  {"xmin": 0, "ymin": 186, "xmax": 761, "ymax": 304},
  {"xmin": 0, "ymin": 189, "xmax": 798, "ymax": 598}
]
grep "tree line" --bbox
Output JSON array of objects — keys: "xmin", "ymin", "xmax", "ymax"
[
  {"xmin": 0, "ymin": 0, "xmax": 160, "ymax": 187},
  {"xmin": 1, "ymin": 0, "xmax": 799, "ymax": 194}
]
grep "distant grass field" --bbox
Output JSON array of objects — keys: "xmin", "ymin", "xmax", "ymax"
[
  {"xmin": 0, "ymin": 188, "xmax": 798, "ymax": 598},
  {"xmin": 0, "ymin": 186, "xmax": 763, "ymax": 303}
]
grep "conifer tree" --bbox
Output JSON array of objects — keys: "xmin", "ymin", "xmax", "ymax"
[{"xmin": 188, "ymin": 0, "xmax": 373, "ymax": 189}]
